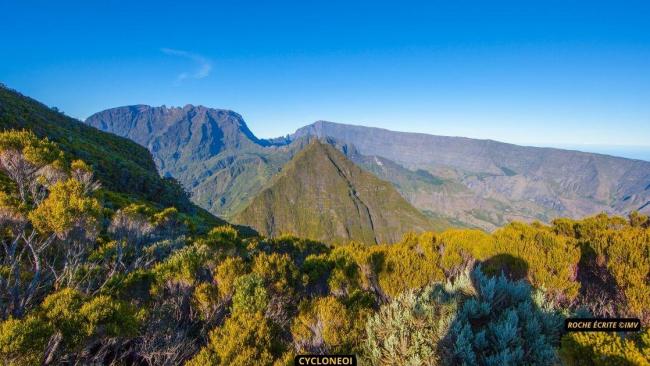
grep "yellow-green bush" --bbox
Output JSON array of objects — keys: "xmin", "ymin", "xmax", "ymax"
[
  {"xmin": 493, "ymin": 222, "xmax": 581, "ymax": 302},
  {"xmin": 597, "ymin": 228, "xmax": 649, "ymax": 320},
  {"xmin": 29, "ymin": 178, "xmax": 102, "ymax": 239},
  {"xmin": 186, "ymin": 311, "xmax": 281, "ymax": 366},
  {"xmin": 0, "ymin": 315, "xmax": 52, "ymax": 366},
  {"xmin": 560, "ymin": 329, "xmax": 650, "ymax": 366},
  {"xmin": 437, "ymin": 229, "xmax": 495, "ymax": 273},
  {"xmin": 252, "ymin": 252, "xmax": 300, "ymax": 295},
  {"xmin": 372, "ymin": 236, "xmax": 444, "ymax": 298},
  {"xmin": 214, "ymin": 256, "xmax": 248, "ymax": 300},
  {"xmin": 292, "ymin": 296, "xmax": 367, "ymax": 354}
]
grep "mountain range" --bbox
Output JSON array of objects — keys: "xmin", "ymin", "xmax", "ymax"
[{"xmin": 86, "ymin": 105, "xmax": 650, "ymax": 236}]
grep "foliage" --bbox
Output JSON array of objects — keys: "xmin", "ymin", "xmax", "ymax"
[
  {"xmin": 152, "ymin": 244, "xmax": 209, "ymax": 289},
  {"xmin": 232, "ymin": 273, "xmax": 269, "ymax": 314},
  {"xmin": 437, "ymin": 229, "xmax": 494, "ymax": 274},
  {"xmin": 186, "ymin": 311, "xmax": 281, "ymax": 366},
  {"xmin": 445, "ymin": 267, "xmax": 563, "ymax": 366},
  {"xmin": 492, "ymin": 223, "xmax": 581, "ymax": 303},
  {"xmin": 214, "ymin": 256, "xmax": 247, "ymax": 300},
  {"xmin": 0, "ymin": 315, "xmax": 52, "ymax": 366},
  {"xmin": 292, "ymin": 296, "xmax": 367, "ymax": 354},
  {"xmin": 553, "ymin": 214, "xmax": 650, "ymax": 322},
  {"xmin": 364, "ymin": 281, "xmax": 463, "ymax": 366},
  {"xmin": 29, "ymin": 178, "xmax": 102, "ymax": 239},
  {"xmin": 560, "ymin": 329, "xmax": 650, "ymax": 366},
  {"xmin": 0, "ymin": 289, "xmax": 141, "ymax": 365},
  {"xmin": 373, "ymin": 233, "xmax": 445, "ymax": 298},
  {"xmin": 253, "ymin": 252, "xmax": 300, "ymax": 295}
]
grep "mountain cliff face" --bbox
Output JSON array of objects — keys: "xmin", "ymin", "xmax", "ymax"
[
  {"xmin": 235, "ymin": 140, "xmax": 436, "ymax": 244},
  {"xmin": 86, "ymin": 105, "xmax": 263, "ymax": 173},
  {"xmin": 86, "ymin": 105, "xmax": 301, "ymax": 218},
  {"xmin": 292, "ymin": 121, "xmax": 650, "ymax": 229}
]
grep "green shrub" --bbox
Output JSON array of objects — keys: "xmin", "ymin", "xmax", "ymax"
[
  {"xmin": 560, "ymin": 328, "xmax": 650, "ymax": 366},
  {"xmin": 493, "ymin": 223, "xmax": 580, "ymax": 302},
  {"xmin": 186, "ymin": 311, "xmax": 282, "ymax": 366},
  {"xmin": 232, "ymin": 274, "xmax": 268, "ymax": 314},
  {"xmin": 0, "ymin": 315, "xmax": 52, "ymax": 366},
  {"xmin": 292, "ymin": 296, "xmax": 367, "ymax": 354},
  {"xmin": 214, "ymin": 256, "xmax": 248, "ymax": 300},
  {"xmin": 364, "ymin": 279, "xmax": 465, "ymax": 366}
]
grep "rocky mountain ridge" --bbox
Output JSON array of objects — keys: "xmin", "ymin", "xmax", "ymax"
[{"xmin": 86, "ymin": 106, "xmax": 650, "ymax": 231}]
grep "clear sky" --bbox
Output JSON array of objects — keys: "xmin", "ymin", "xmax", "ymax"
[{"xmin": 1, "ymin": 1, "xmax": 649, "ymax": 157}]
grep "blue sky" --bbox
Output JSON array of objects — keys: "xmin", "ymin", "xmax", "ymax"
[{"xmin": 1, "ymin": 0, "xmax": 649, "ymax": 158}]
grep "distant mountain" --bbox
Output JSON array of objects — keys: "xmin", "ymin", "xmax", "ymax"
[
  {"xmin": 291, "ymin": 121, "xmax": 650, "ymax": 229},
  {"xmin": 86, "ymin": 104, "xmax": 263, "ymax": 173},
  {"xmin": 86, "ymin": 105, "xmax": 302, "ymax": 218},
  {"xmin": 235, "ymin": 140, "xmax": 437, "ymax": 244}
]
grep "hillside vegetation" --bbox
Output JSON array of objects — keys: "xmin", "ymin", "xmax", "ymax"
[
  {"xmin": 235, "ymin": 140, "xmax": 441, "ymax": 244},
  {"xmin": 0, "ymin": 86, "xmax": 200, "ymax": 211},
  {"xmin": 1, "ymin": 88, "xmax": 648, "ymax": 365}
]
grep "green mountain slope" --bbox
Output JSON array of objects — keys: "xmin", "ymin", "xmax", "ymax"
[
  {"xmin": 235, "ymin": 140, "xmax": 438, "ymax": 244},
  {"xmin": 0, "ymin": 85, "xmax": 223, "ymax": 228}
]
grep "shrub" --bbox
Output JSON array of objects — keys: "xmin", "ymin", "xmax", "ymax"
[
  {"xmin": 232, "ymin": 273, "xmax": 268, "ymax": 314},
  {"xmin": 364, "ymin": 280, "xmax": 462, "ymax": 366},
  {"xmin": 445, "ymin": 267, "xmax": 563, "ymax": 366},
  {"xmin": 152, "ymin": 244, "xmax": 209, "ymax": 290},
  {"xmin": 599, "ymin": 228, "xmax": 650, "ymax": 321},
  {"xmin": 29, "ymin": 178, "xmax": 102, "ymax": 240},
  {"xmin": 292, "ymin": 296, "xmax": 361, "ymax": 354},
  {"xmin": 560, "ymin": 328, "xmax": 650, "ymax": 366},
  {"xmin": 253, "ymin": 252, "xmax": 300, "ymax": 295},
  {"xmin": 193, "ymin": 282, "xmax": 220, "ymax": 320},
  {"xmin": 0, "ymin": 289, "xmax": 141, "ymax": 364},
  {"xmin": 214, "ymin": 256, "xmax": 248, "ymax": 300},
  {"xmin": 0, "ymin": 315, "xmax": 52, "ymax": 366},
  {"xmin": 438, "ymin": 229, "xmax": 495, "ymax": 275},
  {"xmin": 186, "ymin": 311, "xmax": 282, "ymax": 366},
  {"xmin": 373, "ymin": 234, "xmax": 445, "ymax": 298},
  {"xmin": 78, "ymin": 295, "xmax": 142, "ymax": 338},
  {"xmin": 493, "ymin": 223, "xmax": 580, "ymax": 302},
  {"xmin": 327, "ymin": 247, "xmax": 364, "ymax": 297}
]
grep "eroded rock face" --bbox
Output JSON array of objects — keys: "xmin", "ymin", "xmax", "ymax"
[
  {"xmin": 292, "ymin": 121, "xmax": 650, "ymax": 229},
  {"xmin": 87, "ymin": 105, "xmax": 298, "ymax": 218}
]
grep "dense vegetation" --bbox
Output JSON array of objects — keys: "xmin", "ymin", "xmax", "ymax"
[
  {"xmin": 0, "ymin": 90, "xmax": 648, "ymax": 365},
  {"xmin": 1, "ymin": 127, "xmax": 648, "ymax": 364}
]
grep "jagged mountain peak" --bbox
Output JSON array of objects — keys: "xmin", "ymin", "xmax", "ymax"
[{"xmin": 86, "ymin": 104, "xmax": 264, "ymax": 172}]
